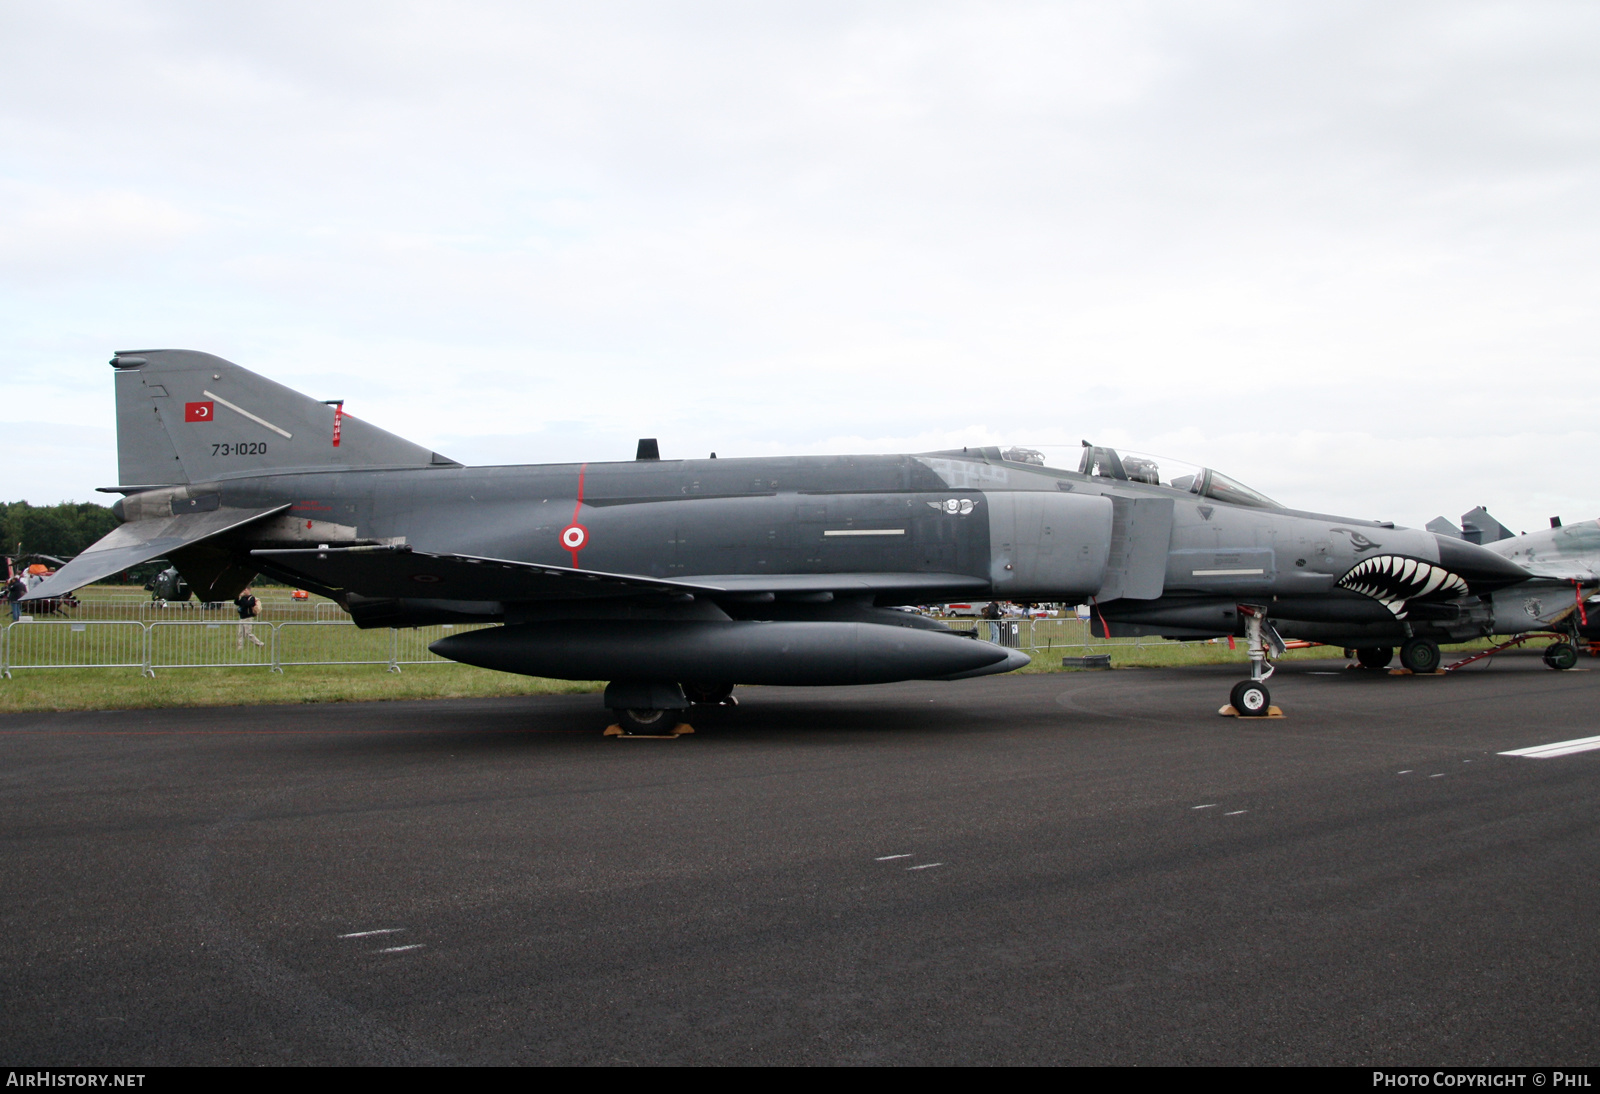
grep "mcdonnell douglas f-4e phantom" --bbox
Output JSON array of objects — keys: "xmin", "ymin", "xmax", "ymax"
[{"xmin": 26, "ymin": 351, "xmax": 1530, "ymax": 725}]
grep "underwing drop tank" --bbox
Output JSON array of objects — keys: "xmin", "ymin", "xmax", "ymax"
[{"xmin": 431, "ymin": 619, "xmax": 1030, "ymax": 685}]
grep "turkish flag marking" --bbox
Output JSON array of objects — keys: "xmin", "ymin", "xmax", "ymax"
[{"xmin": 184, "ymin": 401, "xmax": 214, "ymax": 422}]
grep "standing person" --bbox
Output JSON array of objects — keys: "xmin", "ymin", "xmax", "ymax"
[
  {"xmin": 982, "ymin": 600, "xmax": 1003, "ymax": 643},
  {"xmin": 5, "ymin": 572, "xmax": 25, "ymax": 623},
  {"xmin": 235, "ymin": 585, "xmax": 265, "ymax": 649}
]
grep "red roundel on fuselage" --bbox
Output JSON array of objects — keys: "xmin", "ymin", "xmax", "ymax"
[{"xmin": 561, "ymin": 524, "xmax": 588, "ymax": 551}]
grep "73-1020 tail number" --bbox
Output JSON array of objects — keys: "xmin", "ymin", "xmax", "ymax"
[{"xmin": 212, "ymin": 442, "xmax": 268, "ymax": 456}]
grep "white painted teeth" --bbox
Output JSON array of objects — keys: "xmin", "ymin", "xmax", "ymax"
[{"xmin": 1337, "ymin": 555, "xmax": 1468, "ymax": 616}]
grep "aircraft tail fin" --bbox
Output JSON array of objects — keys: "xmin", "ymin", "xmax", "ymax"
[
  {"xmin": 108, "ymin": 349, "xmax": 459, "ymax": 488},
  {"xmin": 1426, "ymin": 516, "xmax": 1464, "ymax": 540},
  {"xmin": 1460, "ymin": 506, "xmax": 1514, "ymax": 545}
]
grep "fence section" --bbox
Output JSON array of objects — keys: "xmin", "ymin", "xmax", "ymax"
[
  {"xmin": 45, "ymin": 597, "xmax": 346, "ymax": 623},
  {"xmin": 2, "ymin": 621, "xmax": 149, "ymax": 676},
  {"xmin": 395, "ymin": 623, "xmax": 496, "ymax": 664},
  {"xmin": 275, "ymin": 621, "xmax": 398, "ymax": 670},
  {"xmin": 147, "ymin": 620, "xmax": 276, "ymax": 670}
]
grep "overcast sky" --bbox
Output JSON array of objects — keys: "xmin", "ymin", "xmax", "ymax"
[{"xmin": 3, "ymin": 1, "xmax": 1597, "ymax": 534}]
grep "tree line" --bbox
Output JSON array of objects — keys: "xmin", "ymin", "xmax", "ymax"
[{"xmin": 2, "ymin": 501, "xmax": 118, "ymax": 562}]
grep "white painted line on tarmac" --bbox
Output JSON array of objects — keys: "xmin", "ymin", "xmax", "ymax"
[
  {"xmin": 876, "ymin": 854, "xmax": 912, "ymax": 860},
  {"xmin": 340, "ymin": 928, "xmax": 404, "ymax": 938},
  {"xmin": 1499, "ymin": 734, "xmax": 1600, "ymax": 759},
  {"xmin": 1430, "ymin": 773, "xmax": 1446, "ymax": 778},
  {"xmin": 906, "ymin": 863, "xmax": 944, "ymax": 871},
  {"xmin": 1398, "ymin": 770, "xmax": 1413, "ymax": 774},
  {"xmin": 1192, "ymin": 804, "xmax": 1217, "ymax": 810},
  {"xmin": 377, "ymin": 944, "xmax": 425, "ymax": 953},
  {"xmin": 1224, "ymin": 810, "xmax": 1247, "ymax": 816}
]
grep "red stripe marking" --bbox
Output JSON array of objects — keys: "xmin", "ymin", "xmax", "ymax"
[{"xmin": 562, "ymin": 463, "xmax": 590, "ymax": 567}]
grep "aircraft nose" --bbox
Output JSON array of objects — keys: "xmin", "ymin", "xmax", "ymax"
[{"xmin": 1433, "ymin": 533, "xmax": 1530, "ymax": 593}]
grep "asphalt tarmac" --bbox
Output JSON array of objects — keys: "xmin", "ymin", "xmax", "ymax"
[{"xmin": 3, "ymin": 653, "xmax": 1598, "ymax": 1066}]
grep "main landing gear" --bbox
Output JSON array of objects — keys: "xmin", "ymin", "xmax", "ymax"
[
  {"xmin": 1223, "ymin": 605, "xmax": 1285, "ymax": 718},
  {"xmin": 1399, "ymin": 637, "xmax": 1442, "ymax": 674},
  {"xmin": 1352, "ymin": 646, "xmax": 1393, "ymax": 670},
  {"xmin": 602, "ymin": 681, "xmax": 738, "ymax": 737},
  {"xmin": 603, "ymin": 681, "xmax": 694, "ymax": 738},
  {"xmin": 683, "ymin": 682, "xmax": 738, "ymax": 707},
  {"xmin": 1350, "ymin": 640, "xmax": 1441, "ymax": 674}
]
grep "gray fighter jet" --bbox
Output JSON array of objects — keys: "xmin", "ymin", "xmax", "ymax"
[{"xmin": 26, "ymin": 351, "xmax": 1530, "ymax": 724}]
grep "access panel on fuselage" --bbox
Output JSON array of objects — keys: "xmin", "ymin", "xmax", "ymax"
[{"xmin": 984, "ymin": 490, "xmax": 1114, "ymax": 599}]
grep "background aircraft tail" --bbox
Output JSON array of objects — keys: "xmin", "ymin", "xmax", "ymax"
[
  {"xmin": 1427, "ymin": 507, "xmax": 1515, "ymax": 545},
  {"xmin": 108, "ymin": 349, "xmax": 458, "ymax": 488},
  {"xmin": 1461, "ymin": 506, "xmax": 1515, "ymax": 544}
]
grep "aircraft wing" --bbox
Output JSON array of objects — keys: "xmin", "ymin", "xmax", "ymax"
[
  {"xmin": 251, "ymin": 545, "xmax": 989, "ymax": 604},
  {"xmin": 1505, "ymin": 558, "xmax": 1600, "ymax": 582},
  {"xmin": 22, "ymin": 505, "xmax": 291, "ymax": 601},
  {"xmin": 251, "ymin": 545, "xmax": 724, "ymax": 602}
]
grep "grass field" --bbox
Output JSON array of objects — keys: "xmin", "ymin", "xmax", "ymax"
[{"xmin": 0, "ymin": 664, "xmax": 602, "ymax": 713}]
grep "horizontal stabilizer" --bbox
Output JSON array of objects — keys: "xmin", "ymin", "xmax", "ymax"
[
  {"xmin": 22, "ymin": 505, "xmax": 290, "ymax": 600},
  {"xmin": 251, "ymin": 545, "xmax": 720, "ymax": 602}
]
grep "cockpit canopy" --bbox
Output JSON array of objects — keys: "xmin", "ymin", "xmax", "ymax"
[{"xmin": 1076, "ymin": 444, "xmax": 1282, "ymax": 509}]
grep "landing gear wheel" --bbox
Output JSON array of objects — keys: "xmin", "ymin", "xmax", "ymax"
[
  {"xmin": 1544, "ymin": 643, "xmax": 1578, "ymax": 671},
  {"xmin": 1229, "ymin": 680, "xmax": 1271, "ymax": 717},
  {"xmin": 618, "ymin": 708, "xmax": 672, "ymax": 734},
  {"xmin": 682, "ymin": 682, "xmax": 735, "ymax": 705},
  {"xmin": 1356, "ymin": 646, "xmax": 1394, "ymax": 670},
  {"xmin": 1399, "ymin": 638, "xmax": 1441, "ymax": 673}
]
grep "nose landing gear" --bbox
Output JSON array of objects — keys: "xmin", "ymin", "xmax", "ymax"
[
  {"xmin": 1543, "ymin": 642, "xmax": 1579, "ymax": 671},
  {"xmin": 1221, "ymin": 605, "xmax": 1285, "ymax": 718}
]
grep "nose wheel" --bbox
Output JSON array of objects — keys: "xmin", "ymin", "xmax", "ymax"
[
  {"xmin": 1229, "ymin": 679, "xmax": 1271, "ymax": 716},
  {"xmin": 1544, "ymin": 642, "xmax": 1578, "ymax": 671}
]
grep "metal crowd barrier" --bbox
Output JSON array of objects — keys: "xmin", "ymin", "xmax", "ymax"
[
  {"xmin": 147, "ymin": 620, "xmax": 275, "ymax": 671},
  {"xmin": 54, "ymin": 598, "xmax": 347, "ymax": 623},
  {"xmin": 275, "ymin": 620, "xmax": 400, "ymax": 671},
  {"xmin": 2, "ymin": 621, "xmax": 149, "ymax": 675},
  {"xmin": 0, "ymin": 618, "xmax": 502, "ymax": 677}
]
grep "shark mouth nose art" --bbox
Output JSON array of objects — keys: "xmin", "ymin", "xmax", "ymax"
[{"xmin": 1337, "ymin": 555, "xmax": 1468, "ymax": 617}]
